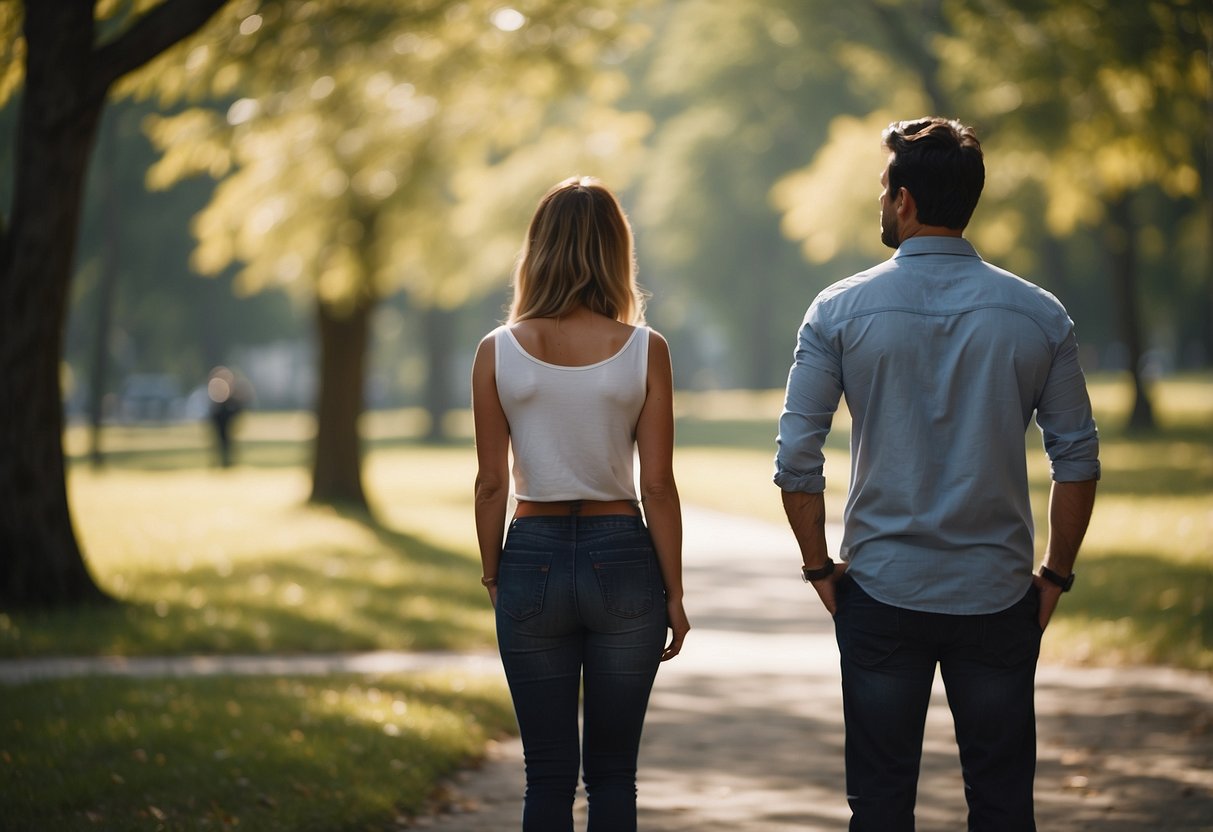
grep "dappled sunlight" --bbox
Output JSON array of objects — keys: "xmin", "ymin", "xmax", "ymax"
[
  {"xmin": 3, "ymin": 673, "xmax": 514, "ymax": 828},
  {"xmin": 26, "ymin": 375, "xmax": 1213, "ymax": 674},
  {"xmin": 1042, "ymin": 552, "xmax": 1211, "ymax": 669},
  {"xmin": 7, "ymin": 465, "xmax": 493, "ymax": 658},
  {"xmin": 366, "ymin": 446, "xmax": 482, "ymax": 554}
]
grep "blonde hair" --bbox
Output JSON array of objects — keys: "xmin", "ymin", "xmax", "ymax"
[{"xmin": 509, "ymin": 176, "xmax": 646, "ymax": 324}]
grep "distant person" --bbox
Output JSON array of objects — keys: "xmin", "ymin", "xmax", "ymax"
[
  {"xmin": 207, "ymin": 366, "xmax": 244, "ymax": 468},
  {"xmin": 471, "ymin": 176, "xmax": 689, "ymax": 831},
  {"xmin": 775, "ymin": 118, "xmax": 1100, "ymax": 830}
]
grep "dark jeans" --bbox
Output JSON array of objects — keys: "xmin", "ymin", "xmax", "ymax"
[
  {"xmin": 496, "ymin": 515, "xmax": 667, "ymax": 832},
  {"xmin": 833, "ymin": 575, "xmax": 1043, "ymax": 832}
]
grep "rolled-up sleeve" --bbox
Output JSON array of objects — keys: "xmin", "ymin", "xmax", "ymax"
[
  {"xmin": 1037, "ymin": 325, "xmax": 1101, "ymax": 482},
  {"xmin": 774, "ymin": 304, "xmax": 844, "ymax": 493}
]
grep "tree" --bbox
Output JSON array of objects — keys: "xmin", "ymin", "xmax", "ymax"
[
  {"xmin": 772, "ymin": 0, "xmax": 1210, "ymax": 428},
  {"xmin": 136, "ymin": 0, "xmax": 652, "ymax": 508},
  {"xmin": 0, "ymin": 0, "xmax": 230, "ymax": 608},
  {"xmin": 628, "ymin": 0, "xmax": 880, "ymax": 389}
]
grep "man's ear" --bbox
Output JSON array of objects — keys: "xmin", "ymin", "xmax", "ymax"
[{"xmin": 896, "ymin": 187, "xmax": 916, "ymax": 220}]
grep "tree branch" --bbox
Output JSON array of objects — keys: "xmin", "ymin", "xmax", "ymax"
[{"xmin": 89, "ymin": 0, "xmax": 230, "ymax": 98}]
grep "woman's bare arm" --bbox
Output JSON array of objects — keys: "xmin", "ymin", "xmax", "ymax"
[
  {"xmin": 636, "ymin": 330, "xmax": 689, "ymax": 660},
  {"xmin": 471, "ymin": 334, "xmax": 511, "ymax": 606}
]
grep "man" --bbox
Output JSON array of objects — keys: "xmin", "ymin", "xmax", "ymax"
[{"xmin": 775, "ymin": 117, "xmax": 1099, "ymax": 831}]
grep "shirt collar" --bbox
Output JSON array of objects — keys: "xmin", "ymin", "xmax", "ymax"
[{"xmin": 892, "ymin": 236, "xmax": 980, "ymax": 259}]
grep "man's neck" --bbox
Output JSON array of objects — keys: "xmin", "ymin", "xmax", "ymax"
[{"xmin": 899, "ymin": 223, "xmax": 964, "ymax": 242}]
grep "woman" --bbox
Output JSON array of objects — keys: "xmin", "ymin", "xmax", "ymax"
[{"xmin": 471, "ymin": 176, "xmax": 690, "ymax": 831}]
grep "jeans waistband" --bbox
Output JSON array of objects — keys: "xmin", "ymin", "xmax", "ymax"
[{"xmin": 509, "ymin": 514, "xmax": 646, "ymax": 532}]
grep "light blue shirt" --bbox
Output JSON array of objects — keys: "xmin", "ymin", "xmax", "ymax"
[{"xmin": 775, "ymin": 236, "xmax": 1100, "ymax": 614}]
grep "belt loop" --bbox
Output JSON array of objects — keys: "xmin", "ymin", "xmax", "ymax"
[{"xmin": 569, "ymin": 500, "xmax": 583, "ymax": 516}]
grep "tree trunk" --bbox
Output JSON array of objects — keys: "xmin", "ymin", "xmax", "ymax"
[
  {"xmin": 0, "ymin": 0, "xmax": 229, "ymax": 608},
  {"xmin": 309, "ymin": 297, "xmax": 373, "ymax": 508},
  {"xmin": 1105, "ymin": 194, "xmax": 1155, "ymax": 431},
  {"xmin": 0, "ymin": 2, "xmax": 109, "ymax": 607},
  {"xmin": 423, "ymin": 305, "xmax": 454, "ymax": 442}
]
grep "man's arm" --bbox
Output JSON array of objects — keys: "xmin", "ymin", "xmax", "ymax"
[
  {"xmin": 782, "ymin": 490, "xmax": 847, "ymax": 614},
  {"xmin": 775, "ymin": 305, "xmax": 846, "ymax": 614},
  {"xmin": 1033, "ymin": 479, "xmax": 1097, "ymax": 630}
]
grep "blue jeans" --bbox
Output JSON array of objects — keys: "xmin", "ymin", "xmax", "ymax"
[
  {"xmin": 495, "ymin": 515, "xmax": 667, "ymax": 832},
  {"xmin": 833, "ymin": 575, "xmax": 1043, "ymax": 831}
]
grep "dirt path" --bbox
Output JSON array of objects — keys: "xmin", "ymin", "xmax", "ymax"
[{"xmin": 421, "ymin": 507, "xmax": 1213, "ymax": 831}]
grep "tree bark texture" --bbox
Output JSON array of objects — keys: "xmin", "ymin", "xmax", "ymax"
[
  {"xmin": 0, "ymin": 0, "xmax": 228, "ymax": 608},
  {"xmin": 0, "ymin": 2, "xmax": 109, "ymax": 606},
  {"xmin": 1105, "ymin": 194, "xmax": 1156, "ymax": 431},
  {"xmin": 309, "ymin": 298, "xmax": 372, "ymax": 508}
]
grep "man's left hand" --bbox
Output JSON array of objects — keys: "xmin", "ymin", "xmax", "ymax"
[
  {"xmin": 1032, "ymin": 574, "xmax": 1064, "ymax": 630},
  {"xmin": 809, "ymin": 562, "xmax": 849, "ymax": 616}
]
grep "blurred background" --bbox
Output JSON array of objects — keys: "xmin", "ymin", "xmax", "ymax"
[
  {"xmin": 5, "ymin": 0, "xmax": 1208, "ymax": 439},
  {"xmin": 2, "ymin": 0, "xmax": 1210, "ymax": 604}
]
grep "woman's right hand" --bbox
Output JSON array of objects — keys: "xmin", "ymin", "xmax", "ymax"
[{"xmin": 661, "ymin": 597, "xmax": 690, "ymax": 662}]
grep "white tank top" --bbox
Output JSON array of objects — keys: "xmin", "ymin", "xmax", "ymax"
[{"xmin": 494, "ymin": 324, "xmax": 649, "ymax": 502}]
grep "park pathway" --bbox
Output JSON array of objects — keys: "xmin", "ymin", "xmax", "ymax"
[
  {"xmin": 420, "ymin": 507, "xmax": 1213, "ymax": 831},
  {"xmin": 3, "ymin": 507, "xmax": 1211, "ymax": 830}
]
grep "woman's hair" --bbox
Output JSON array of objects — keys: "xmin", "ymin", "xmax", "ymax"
[{"xmin": 509, "ymin": 176, "xmax": 646, "ymax": 325}]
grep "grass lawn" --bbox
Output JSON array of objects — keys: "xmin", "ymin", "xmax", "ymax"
[
  {"xmin": 3, "ymin": 374, "xmax": 1208, "ymax": 669},
  {"xmin": 2, "ymin": 428, "xmax": 488, "ymax": 658},
  {"xmin": 3, "ymin": 428, "xmax": 510, "ymax": 828},
  {"xmin": 2, "ymin": 672, "xmax": 514, "ymax": 830}
]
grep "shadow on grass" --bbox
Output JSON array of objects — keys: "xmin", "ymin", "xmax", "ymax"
[
  {"xmin": 1052, "ymin": 553, "xmax": 1212, "ymax": 668},
  {"xmin": 2, "ymin": 672, "xmax": 515, "ymax": 831},
  {"xmin": 2, "ymin": 506, "xmax": 494, "ymax": 659}
]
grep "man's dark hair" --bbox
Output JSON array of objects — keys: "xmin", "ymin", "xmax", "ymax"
[{"xmin": 882, "ymin": 118, "xmax": 985, "ymax": 230}]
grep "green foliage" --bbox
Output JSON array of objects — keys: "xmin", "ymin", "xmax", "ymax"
[
  {"xmin": 773, "ymin": 0, "xmax": 1209, "ymax": 242},
  {"xmin": 2, "ymin": 672, "xmax": 515, "ymax": 830},
  {"xmin": 0, "ymin": 3, "xmax": 23, "ymax": 107},
  {"xmin": 769, "ymin": 0, "xmax": 1210, "ymax": 367},
  {"xmin": 631, "ymin": 0, "xmax": 879, "ymax": 388},
  {"xmin": 944, "ymin": 0, "xmax": 1208, "ymax": 233},
  {"xmin": 66, "ymin": 99, "xmax": 304, "ymax": 399},
  {"xmin": 130, "ymin": 0, "xmax": 654, "ymax": 315}
]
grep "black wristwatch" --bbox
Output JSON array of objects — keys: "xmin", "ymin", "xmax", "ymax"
[
  {"xmin": 1038, "ymin": 565, "xmax": 1075, "ymax": 592},
  {"xmin": 801, "ymin": 560, "xmax": 836, "ymax": 582}
]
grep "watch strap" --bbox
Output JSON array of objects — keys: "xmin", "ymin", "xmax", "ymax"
[
  {"xmin": 801, "ymin": 560, "xmax": 836, "ymax": 582},
  {"xmin": 1038, "ymin": 565, "xmax": 1075, "ymax": 592}
]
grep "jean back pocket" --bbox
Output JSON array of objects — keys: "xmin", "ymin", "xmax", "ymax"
[
  {"xmin": 498, "ymin": 559, "xmax": 551, "ymax": 621},
  {"xmin": 591, "ymin": 550, "xmax": 655, "ymax": 618}
]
